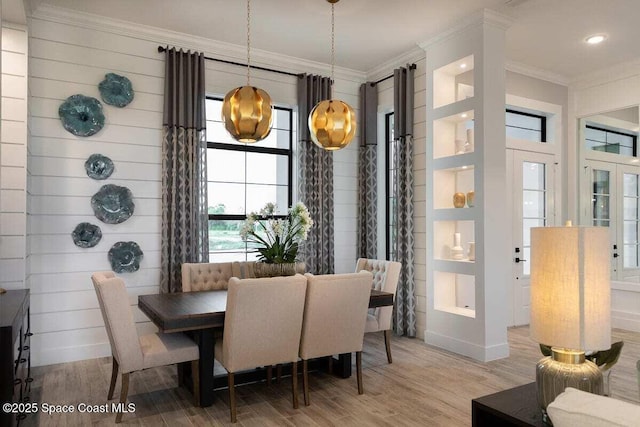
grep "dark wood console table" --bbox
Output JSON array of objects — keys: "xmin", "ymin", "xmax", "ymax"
[
  {"xmin": 472, "ymin": 382, "xmax": 548, "ymax": 427},
  {"xmin": 0, "ymin": 289, "xmax": 32, "ymax": 427}
]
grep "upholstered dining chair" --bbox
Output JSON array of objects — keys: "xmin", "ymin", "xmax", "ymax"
[
  {"xmin": 215, "ymin": 274, "xmax": 307, "ymax": 423},
  {"xmin": 299, "ymin": 271, "xmax": 373, "ymax": 406},
  {"xmin": 181, "ymin": 262, "xmax": 236, "ymax": 291},
  {"xmin": 355, "ymin": 258, "xmax": 402, "ymax": 363},
  {"xmin": 91, "ymin": 272, "xmax": 200, "ymax": 423}
]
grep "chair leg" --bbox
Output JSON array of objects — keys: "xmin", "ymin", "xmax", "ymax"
[
  {"xmin": 266, "ymin": 365, "xmax": 272, "ymax": 385},
  {"xmin": 384, "ymin": 329, "xmax": 393, "ymax": 364},
  {"xmin": 115, "ymin": 373, "xmax": 129, "ymax": 423},
  {"xmin": 327, "ymin": 356, "xmax": 333, "ymax": 374},
  {"xmin": 191, "ymin": 360, "xmax": 200, "ymax": 407},
  {"xmin": 302, "ymin": 359, "xmax": 310, "ymax": 406},
  {"xmin": 291, "ymin": 361, "xmax": 299, "ymax": 409},
  {"xmin": 108, "ymin": 356, "xmax": 119, "ymax": 400},
  {"xmin": 356, "ymin": 351, "xmax": 364, "ymax": 395},
  {"xmin": 228, "ymin": 372, "xmax": 237, "ymax": 423}
]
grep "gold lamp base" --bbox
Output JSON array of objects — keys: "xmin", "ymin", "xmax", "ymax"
[
  {"xmin": 536, "ymin": 348, "xmax": 603, "ymax": 422},
  {"xmin": 0, "ymin": 287, "xmax": 6, "ymax": 294}
]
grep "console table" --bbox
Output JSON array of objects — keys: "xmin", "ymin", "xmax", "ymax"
[
  {"xmin": 0, "ymin": 289, "xmax": 32, "ymax": 427},
  {"xmin": 472, "ymin": 382, "xmax": 548, "ymax": 427}
]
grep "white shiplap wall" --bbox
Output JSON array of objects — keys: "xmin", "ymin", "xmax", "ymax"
[
  {"xmin": 376, "ymin": 56, "xmax": 427, "ymax": 339},
  {"xmin": 1, "ymin": 23, "xmax": 28, "ymax": 291},
  {"xmin": 28, "ymin": 12, "xmax": 362, "ymax": 366}
]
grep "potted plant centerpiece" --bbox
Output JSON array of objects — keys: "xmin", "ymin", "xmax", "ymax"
[{"xmin": 240, "ymin": 202, "xmax": 313, "ymax": 277}]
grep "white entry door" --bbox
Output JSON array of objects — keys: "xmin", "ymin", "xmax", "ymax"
[{"xmin": 507, "ymin": 150, "xmax": 557, "ymax": 326}]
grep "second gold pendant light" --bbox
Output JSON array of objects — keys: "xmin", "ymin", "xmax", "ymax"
[{"xmin": 308, "ymin": 0, "xmax": 356, "ymax": 151}]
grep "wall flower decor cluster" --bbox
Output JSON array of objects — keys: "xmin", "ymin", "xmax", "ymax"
[{"xmin": 66, "ymin": 73, "xmax": 143, "ymax": 272}]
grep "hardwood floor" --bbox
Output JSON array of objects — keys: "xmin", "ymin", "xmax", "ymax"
[{"xmin": 24, "ymin": 327, "xmax": 640, "ymax": 426}]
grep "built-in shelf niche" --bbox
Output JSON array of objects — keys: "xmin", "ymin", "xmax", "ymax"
[
  {"xmin": 434, "ymin": 271, "xmax": 476, "ymax": 317},
  {"xmin": 434, "ymin": 220, "xmax": 475, "ymax": 262},
  {"xmin": 433, "ymin": 54, "xmax": 474, "ymax": 109},
  {"xmin": 433, "ymin": 165, "xmax": 475, "ymax": 210},
  {"xmin": 434, "ymin": 110, "xmax": 475, "ymax": 159}
]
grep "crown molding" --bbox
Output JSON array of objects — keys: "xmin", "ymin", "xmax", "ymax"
[
  {"xmin": 418, "ymin": 8, "xmax": 513, "ymax": 51},
  {"xmin": 29, "ymin": 4, "xmax": 367, "ymax": 83},
  {"xmin": 505, "ymin": 60, "xmax": 569, "ymax": 86},
  {"xmin": 569, "ymin": 58, "xmax": 640, "ymax": 90},
  {"xmin": 366, "ymin": 46, "xmax": 425, "ymax": 83}
]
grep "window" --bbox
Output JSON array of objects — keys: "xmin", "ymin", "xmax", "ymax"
[
  {"xmin": 385, "ymin": 112, "xmax": 397, "ymax": 260},
  {"xmin": 506, "ymin": 109, "xmax": 546, "ymax": 143},
  {"xmin": 585, "ymin": 125, "xmax": 637, "ymax": 156},
  {"xmin": 205, "ymin": 97, "xmax": 293, "ymax": 261}
]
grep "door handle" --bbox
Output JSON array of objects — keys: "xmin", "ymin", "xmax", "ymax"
[{"xmin": 515, "ymin": 257, "xmax": 527, "ymax": 263}]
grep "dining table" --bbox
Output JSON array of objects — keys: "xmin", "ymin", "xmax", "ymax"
[{"xmin": 138, "ymin": 288, "xmax": 394, "ymax": 407}]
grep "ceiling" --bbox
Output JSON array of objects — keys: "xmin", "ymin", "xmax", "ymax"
[{"xmin": 29, "ymin": 0, "xmax": 640, "ymax": 82}]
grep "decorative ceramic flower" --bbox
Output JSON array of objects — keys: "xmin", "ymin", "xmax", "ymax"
[
  {"xmin": 71, "ymin": 222, "xmax": 102, "ymax": 248},
  {"xmin": 99, "ymin": 73, "xmax": 134, "ymax": 107},
  {"xmin": 91, "ymin": 184, "xmax": 135, "ymax": 224},
  {"xmin": 108, "ymin": 241, "xmax": 143, "ymax": 273},
  {"xmin": 240, "ymin": 202, "xmax": 313, "ymax": 264},
  {"xmin": 58, "ymin": 94, "xmax": 105, "ymax": 137},
  {"xmin": 85, "ymin": 153, "xmax": 114, "ymax": 180}
]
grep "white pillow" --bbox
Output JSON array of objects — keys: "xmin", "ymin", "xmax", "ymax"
[{"xmin": 547, "ymin": 387, "xmax": 640, "ymax": 427}]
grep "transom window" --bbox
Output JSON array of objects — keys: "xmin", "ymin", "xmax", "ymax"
[
  {"xmin": 586, "ymin": 125, "xmax": 637, "ymax": 157},
  {"xmin": 506, "ymin": 109, "xmax": 547, "ymax": 143},
  {"xmin": 205, "ymin": 97, "xmax": 293, "ymax": 261}
]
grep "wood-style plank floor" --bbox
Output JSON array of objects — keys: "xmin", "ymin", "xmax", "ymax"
[{"xmin": 23, "ymin": 327, "xmax": 640, "ymax": 426}]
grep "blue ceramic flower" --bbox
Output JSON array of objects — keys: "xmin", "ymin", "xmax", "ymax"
[
  {"xmin": 108, "ymin": 241, "xmax": 143, "ymax": 273},
  {"xmin": 85, "ymin": 154, "xmax": 114, "ymax": 180},
  {"xmin": 91, "ymin": 184, "xmax": 135, "ymax": 224},
  {"xmin": 71, "ymin": 222, "xmax": 102, "ymax": 248},
  {"xmin": 99, "ymin": 73, "xmax": 134, "ymax": 107},
  {"xmin": 58, "ymin": 94, "xmax": 105, "ymax": 137}
]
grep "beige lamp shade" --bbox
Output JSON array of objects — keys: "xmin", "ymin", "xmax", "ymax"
[
  {"xmin": 530, "ymin": 226, "xmax": 611, "ymax": 351},
  {"xmin": 222, "ymin": 85, "xmax": 273, "ymax": 143},
  {"xmin": 308, "ymin": 99, "xmax": 356, "ymax": 151}
]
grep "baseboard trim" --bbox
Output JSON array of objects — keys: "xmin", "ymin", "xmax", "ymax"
[
  {"xmin": 32, "ymin": 342, "xmax": 111, "ymax": 367},
  {"xmin": 612, "ymin": 310, "xmax": 640, "ymax": 333},
  {"xmin": 424, "ymin": 330, "xmax": 509, "ymax": 362}
]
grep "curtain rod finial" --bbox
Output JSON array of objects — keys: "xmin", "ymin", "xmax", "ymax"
[{"xmin": 158, "ymin": 46, "xmax": 166, "ymax": 53}]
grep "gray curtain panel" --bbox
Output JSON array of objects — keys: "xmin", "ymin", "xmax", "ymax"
[
  {"xmin": 393, "ymin": 65, "xmax": 416, "ymax": 337},
  {"xmin": 160, "ymin": 48, "xmax": 209, "ymax": 293},
  {"xmin": 297, "ymin": 74, "xmax": 335, "ymax": 274},
  {"xmin": 357, "ymin": 82, "xmax": 378, "ymax": 259}
]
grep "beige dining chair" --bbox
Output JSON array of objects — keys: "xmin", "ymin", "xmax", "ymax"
[
  {"xmin": 355, "ymin": 258, "xmax": 402, "ymax": 363},
  {"xmin": 214, "ymin": 274, "xmax": 307, "ymax": 423},
  {"xmin": 91, "ymin": 272, "xmax": 200, "ymax": 423},
  {"xmin": 181, "ymin": 262, "xmax": 235, "ymax": 291},
  {"xmin": 299, "ymin": 271, "xmax": 373, "ymax": 405}
]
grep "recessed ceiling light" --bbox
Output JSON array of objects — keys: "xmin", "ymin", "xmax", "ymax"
[
  {"xmin": 585, "ymin": 34, "xmax": 607, "ymax": 45},
  {"xmin": 460, "ymin": 63, "xmax": 467, "ymax": 69}
]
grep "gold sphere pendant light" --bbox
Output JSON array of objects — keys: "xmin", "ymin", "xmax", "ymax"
[
  {"xmin": 308, "ymin": 0, "xmax": 356, "ymax": 151},
  {"xmin": 222, "ymin": 0, "xmax": 273, "ymax": 143}
]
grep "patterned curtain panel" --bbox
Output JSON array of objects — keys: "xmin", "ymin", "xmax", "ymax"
[
  {"xmin": 160, "ymin": 48, "xmax": 209, "ymax": 293},
  {"xmin": 357, "ymin": 82, "xmax": 378, "ymax": 259},
  {"xmin": 392, "ymin": 65, "xmax": 416, "ymax": 337},
  {"xmin": 297, "ymin": 74, "xmax": 335, "ymax": 274}
]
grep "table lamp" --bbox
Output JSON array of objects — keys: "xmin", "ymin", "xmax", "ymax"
[{"xmin": 530, "ymin": 223, "xmax": 611, "ymax": 421}]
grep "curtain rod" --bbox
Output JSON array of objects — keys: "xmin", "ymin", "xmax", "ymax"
[
  {"xmin": 158, "ymin": 46, "xmax": 301, "ymax": 78},
  {"xmin": 372, "ymin": 63, "xmax": 417, "ymax": 86}
]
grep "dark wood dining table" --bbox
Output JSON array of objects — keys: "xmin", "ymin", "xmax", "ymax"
[{"xmin": 138, "ymin": 288, "xmax": 394, "ymax": 407}]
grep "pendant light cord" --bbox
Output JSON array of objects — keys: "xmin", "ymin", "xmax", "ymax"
[
  {"xmin": 331, "ymin": 2, "xmax": 335, "ymax": 83},
  {"xmin": 246, "ymin": 0, "xmax": 251, "ymax": 86}
]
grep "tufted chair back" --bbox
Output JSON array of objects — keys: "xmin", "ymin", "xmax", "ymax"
[
  {"xmin": 182, "ymin": 262, "xmax": 235, "ymax": 292},
  {"xmin": 355, "ymin": 258, "xmax": 402, "ymax": 332}
]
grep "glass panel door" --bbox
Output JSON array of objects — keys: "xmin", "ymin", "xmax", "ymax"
[{"xmin": 509, "ymin": 150, "xmax": 556, "ymax": 326}]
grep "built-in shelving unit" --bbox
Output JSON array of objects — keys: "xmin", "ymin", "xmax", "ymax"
[{"xmin": 423, "ymin": 11, "xmax": 511, "ymax": 362}]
